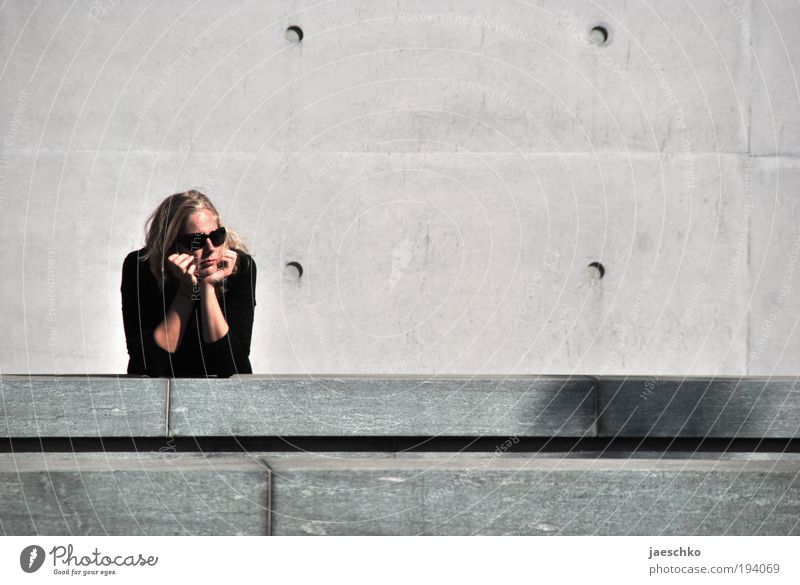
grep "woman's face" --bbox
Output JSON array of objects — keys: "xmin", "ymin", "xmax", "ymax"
[{"xmin": 177, "ymin": 208, "xmax": 223, "ymax": 268}]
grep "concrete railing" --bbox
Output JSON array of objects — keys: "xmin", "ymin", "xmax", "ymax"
[
  {"xmin": 1, "ymin": 375, "xmax": 798, "ymax": 535},
  {"xmin": 3, "ymin": 375, "xmax": 798, "ymax": 438}
]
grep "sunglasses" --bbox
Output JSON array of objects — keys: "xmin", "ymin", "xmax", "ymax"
[{"xmin": 176, "ymin": 226, "xmax": 227, "ymax": 252}]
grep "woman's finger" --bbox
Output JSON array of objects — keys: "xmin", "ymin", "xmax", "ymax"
[{"xmin": 222, "ymin": 250, "xmax": 237, "ymax": 275}]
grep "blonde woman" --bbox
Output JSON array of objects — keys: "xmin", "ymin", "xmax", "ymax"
[{"xmin": 121, "ymin": 190, "xmax": 256, "ymax": 377}]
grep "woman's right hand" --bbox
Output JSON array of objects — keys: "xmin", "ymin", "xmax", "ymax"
[{"xmin": 166, "ymin": 253, "xmax": 198, "ymax": 292}]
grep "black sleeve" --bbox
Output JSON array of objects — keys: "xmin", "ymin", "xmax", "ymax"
[
  {"xmin": 200, "ymin": 255, "xmax": 257, "ymax": 377},
  {"xmin": 120, "ymin": 251, "xmax": 173, "ymax": 377}
]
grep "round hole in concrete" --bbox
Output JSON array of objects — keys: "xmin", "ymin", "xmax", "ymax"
[
  {"xmin": 285, "ymin": 25, "xmax": 303, "ymax": 43},
  {"xmin": 284, "ymin": 261, "xmax": 303, "ymax": 280},
  {"xmin": 588, "ymin": 24, "xmax": 610, "ymax": 46},
  {"xmin": 587, "ymin": 261, "xmax": 605, "ymax": 280}
]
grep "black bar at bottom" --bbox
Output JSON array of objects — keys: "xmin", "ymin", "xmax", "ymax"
[{"xmin": 0, "ymin": 436, "xmax": 798, "ymax": 454}]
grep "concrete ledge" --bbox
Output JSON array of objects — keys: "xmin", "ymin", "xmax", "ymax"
[
  {"xmin": 2, "ymin": 375, "xmax": 797, "ymax": 440},
  {"xmin": 0, "ymin": 376, "xmax": 168, "ymax": 438},
  {"xmin": 168, "ymin": 375, "xmax": 597, "ymax": 437},
  {"xmin": 1, "ymin": 452, "xmax": 797, "ymax": 535},
  {"xmin": 598, "ymin": 376, "xmax": 800, "ymax": 438},
  {"xmin": 0, "ymin": 454, "xmax": 270, "ymax": 535},
  {"xmin": 265, "ymin": 454, "xmax": 800, "ymax": 535}
]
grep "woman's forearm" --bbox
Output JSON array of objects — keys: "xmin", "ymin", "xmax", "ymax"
[
  {"xmin": 152, "ymin": 286, "xmax": 195, "ymax": 352},
  {"xmin": 200, "ymin": 281, "xmax": 229, "ymax": 343}
]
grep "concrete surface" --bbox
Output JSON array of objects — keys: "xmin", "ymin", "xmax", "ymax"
[
  {"xmin": 169, "ymin": 375, "xmax": 597, "ymax": 437},
  {"xmin": 0, "ymin": 0, "xmax": 797, "ymax": 376},
  {"xmin": 0, "ymin": 375, "xmax": 167, "ymax": 437},
  {"xmin": 2, "ymin": 452, "xmax": 797, "ymax": 535},
  {"xmin": 4, "ymin": 375, "xmax": 798, "ymax": 438},
  {"xmin": 0, "ymin": 455, "xmax": 270, "ymax": 535}
]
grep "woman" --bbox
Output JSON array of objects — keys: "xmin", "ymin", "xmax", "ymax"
[{"xmin": 121, "ymin": 190, "xmax": 256, "ymax": 377}]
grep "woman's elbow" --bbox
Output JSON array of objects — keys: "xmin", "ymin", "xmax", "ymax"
[{"xmin": 152, "ymin": 328, "xmax": 180, "ymax": 353}]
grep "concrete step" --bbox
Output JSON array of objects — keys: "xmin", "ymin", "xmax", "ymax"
[
  {"xmin": 267, "ymin": 453, "xmax": 800, "ymax": 535},
  {"xmin": 0, "ymin": 454, "xmax": 269, "ymax": 535},
  {"xmin": 2, "ymin": 453, "xmax": 797, "ymax": 535}
]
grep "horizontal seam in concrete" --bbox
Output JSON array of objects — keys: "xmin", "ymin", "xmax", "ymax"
[
  {"xmin": 262, "ymin": 457, "xmax": 800, "ymax": 473},
  {"xmin": 1, "ymin": 148, "xmax": 762, "ymax": 157}
]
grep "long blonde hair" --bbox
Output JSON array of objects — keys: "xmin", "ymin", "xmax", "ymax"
[{"xmin": 141, "ymin": 190, "xmax": 249, "ymax": 290}]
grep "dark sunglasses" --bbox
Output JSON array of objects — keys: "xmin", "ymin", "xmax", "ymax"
[{"xmin": 176, "ymin": 226, "xmax": 227, "ymax": 252}]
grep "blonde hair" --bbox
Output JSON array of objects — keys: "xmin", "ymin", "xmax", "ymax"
[{"xmin": 141, "ymin": 190, "xmax": 250, "ymax": 290}]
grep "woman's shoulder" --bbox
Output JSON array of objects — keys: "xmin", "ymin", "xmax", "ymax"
[
  {"xmin": 122, "ymin": 248, "xmax": 159, "ymax": 284},
  {"xmin": 125, "ymin": 248, "xmax": 147, "ymax": 262},
  {"xmin": 233, "ymin": 250, "xmax": 256, "ymax": 276},
  {"xmin": 226, "ymin": 251, "xmax": 256, "ymax": 299},
  {"xmin": 123, "ymin": 247, "xmax": 148, "ymax": 268}
]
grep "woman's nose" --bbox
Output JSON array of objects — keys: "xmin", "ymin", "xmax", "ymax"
[{"xmin": 204, "ymin": 237, "xmax": 215, "ymax": 254}]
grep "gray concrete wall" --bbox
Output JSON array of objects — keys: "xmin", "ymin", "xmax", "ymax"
[{"xmin": 1, "ymin": 1, "xmax": 798, "ymax": 375}]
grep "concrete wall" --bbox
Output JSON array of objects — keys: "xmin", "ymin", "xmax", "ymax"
[{"xmin": 1, "ymin": 0, "xmax": 798, "ymax": 375}]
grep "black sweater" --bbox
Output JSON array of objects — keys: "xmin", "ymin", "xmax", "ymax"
[{"xmin": 121, "ymin": 248, "xmax": 256, "ymax": 377}]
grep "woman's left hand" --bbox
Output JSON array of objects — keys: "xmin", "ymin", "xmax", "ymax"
[{"xmin": 197, "ymin": 250, "xmax": 237, "ymax": 286}]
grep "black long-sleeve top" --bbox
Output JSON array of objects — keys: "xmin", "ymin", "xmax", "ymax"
[{"xmin": 121, "ymin": 247, "xmax": 256, "ymax": 377}]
